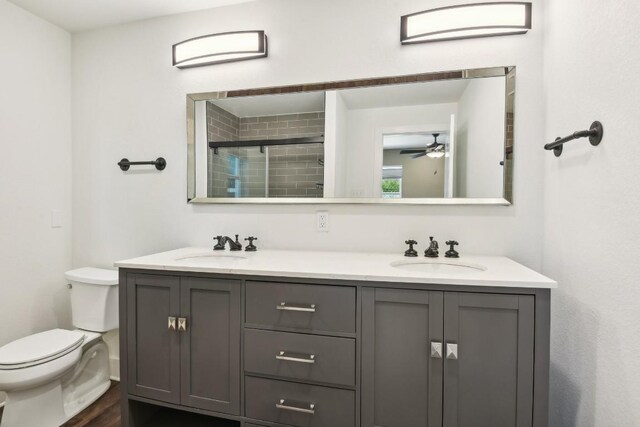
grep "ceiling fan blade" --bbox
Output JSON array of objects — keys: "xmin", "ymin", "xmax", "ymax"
[
  {"xmin": 411, "ymin": 152, "xmax": 428, "ymax": 159},
  {"xmin": 400, "ymin": 149, "xmax": 427, "ymax": 155}
]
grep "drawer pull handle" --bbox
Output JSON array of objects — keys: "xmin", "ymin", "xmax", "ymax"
[
  {"xmin": 168, "ymin": 317, "xmax": 176, "ymax": 331},
  {"xmin": 276, "ymin": 351, "xmax": 316, "ymax": 364},
  {"xmin": 277, "ymin": 302, "xmax": 316, "ymax": 313},
  {"xmin": 276, "ymin": 399, "xmax": 316, "ymax": 415}
]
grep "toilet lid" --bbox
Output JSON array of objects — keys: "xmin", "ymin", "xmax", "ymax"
[
  {"xmin": 65, "ymin": 267, "xmax": 118, "ymax": 286},
  {"xmin": 0, "ymin": 329, "xmax": 85, "ymax": 370}
]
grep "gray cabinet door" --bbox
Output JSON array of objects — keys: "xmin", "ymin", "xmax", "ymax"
[
  {"xmin": 180, "ymin": 277, "xmax": 241, "ymax": 414},
  {"xmin": 361, "ymin": 288, "xmax": 444, "ymax": 427},
  {"xmin": 127, "ymin": 274, "xmax": 181, "ymax": 404},
  {"xmin": 443, "ymin": 292, "xmax": 535, "ymax": 427}
]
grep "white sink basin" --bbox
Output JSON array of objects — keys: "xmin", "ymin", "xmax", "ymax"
[
  {"xmin": 390, "ymin": 260, "xmax": 486, "ymax": 274},
  {"xmin": 175, "ymin": 253, "xmax": 248, "ymax": 263}
]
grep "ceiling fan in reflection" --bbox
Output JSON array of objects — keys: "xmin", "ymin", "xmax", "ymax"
[{"xmin": 400, "ymin": 133, "xmax": 445, "ymax": 159}]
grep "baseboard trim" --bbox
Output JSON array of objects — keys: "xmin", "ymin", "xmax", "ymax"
[{"xmin": 109, "ymin": 355, "xmax": 120, "ymax": 382}]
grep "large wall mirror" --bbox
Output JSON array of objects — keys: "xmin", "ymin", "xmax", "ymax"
[{"xmin": 187, "ymin": 66, "xmax": 515, "ymax": 205}]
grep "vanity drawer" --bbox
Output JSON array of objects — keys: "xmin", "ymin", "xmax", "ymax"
[
  {"xmin": 245, "ymin": 282, "xmax": 356, "ymax": 334},
  {"xmin": 245, "ymin": 376, "xmax": 355, "ymax": 427},
  {"xmin": 244, "ymin": 329, "xmax": 356, "ymax": 387}
]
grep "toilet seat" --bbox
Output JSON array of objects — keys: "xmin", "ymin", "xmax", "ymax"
[{"xmin": 0, "ymin": 329, "xmax": 85, "ymax": 370}]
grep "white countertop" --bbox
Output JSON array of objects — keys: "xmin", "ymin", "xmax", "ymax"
[{"xmin": 114, "ymin": 247, "xmax": 557, "ymax": 289}]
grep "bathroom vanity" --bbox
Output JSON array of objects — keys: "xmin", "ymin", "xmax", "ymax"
[{"xmin": 115, "ymin": 248, "xmax": 555, "ymax": 427}]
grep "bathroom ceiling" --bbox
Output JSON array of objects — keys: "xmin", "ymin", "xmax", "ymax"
[{"xmin": 8, "ymin": 0, "xmax": 257, "ymax": 33}]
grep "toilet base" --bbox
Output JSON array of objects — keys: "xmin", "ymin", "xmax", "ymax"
[
  {"xmin": 1, "ymin": 381, "xmax": 66, "ymax": 427},
  {"xmin": 64, "ymin": 379, "xmax": 111, "ymax": 420},
  {"xmin": 62, "ymin": 341, "xmax": 112, "ymax": 419},
  {"xmin": 0, "ymin": 340, "xmax": 112, "ymax": 427}
]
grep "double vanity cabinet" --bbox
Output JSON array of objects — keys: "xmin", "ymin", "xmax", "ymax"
[{"xmin": 116, "ymin": 248, "xmax": 555, "ymax": 427}]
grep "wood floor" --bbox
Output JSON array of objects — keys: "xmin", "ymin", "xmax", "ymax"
[{"xmin": 0, "ymin": 381, "xmax": 121, "ymax": 427}]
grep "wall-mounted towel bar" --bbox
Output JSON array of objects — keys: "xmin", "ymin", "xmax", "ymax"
[
  {"xmin": 544, "ymin": 121, "xmax": 603, "ymax": 157},
  {"xmin": 118, "ymin": 157, "xmax": 166, "ymax": 171}
]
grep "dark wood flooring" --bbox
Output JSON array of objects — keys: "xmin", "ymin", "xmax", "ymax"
[{"xmin": 0, "ymin": 381, "xmax": 120, "ymax": 427}]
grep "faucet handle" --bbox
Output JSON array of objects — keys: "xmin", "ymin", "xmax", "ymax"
[
  {"xmin": 245, "ymin": 236, "xmax": 258, "ymax": 252},
  {"xmin": 404, "ymin": 240, "xmax": 418, "ymax": 257},
  {"xmin": 445, "ymin": 240, "xmax": 459, "ymax": 258},
  {"xmin": 213, "ymin": 235, "xmax": 225, "ymax": 250}
]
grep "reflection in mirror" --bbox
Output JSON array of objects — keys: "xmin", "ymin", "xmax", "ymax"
[
  {"xmin": 194, "ymin": 92, "xmax": 325, "ymax": 198},
  {"xmin": 328, "ymin": 77, "xmax": 505, "ymax": 199},
  {"xmin": 382, "ymin": 132, "xmax": 448, "ymax": 198},
  {"xmin": 187, "ymin": 67, "xmax": 514, "ymax": 205}
]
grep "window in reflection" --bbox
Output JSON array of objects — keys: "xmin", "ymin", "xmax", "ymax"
[{"xmin": 382, "ymin": 166, "xmax": 403, "ymax": 199}]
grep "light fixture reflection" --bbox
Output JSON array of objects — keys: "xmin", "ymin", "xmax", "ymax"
[
  {"xmin": 173, "ymin": 30, "xmax": 267, "ymax": 69},
  {"xmin": 401, "ymin": 2, "xmax": 532, "ymax": 44}
]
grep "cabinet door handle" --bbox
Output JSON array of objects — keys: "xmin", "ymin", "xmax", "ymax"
[
  {"xmin": 277, "ymin": 302, "xmax": 316, "ymax": 313},
  {"xmin": 276, "ymin": 351, "xmax": 316, "ymax": 364},
  {"xmin": 446, "ymin": 343, "xmax": 458, "ymax": 360},
  {"xmin": 276, "ymin": 399, "xmax": 316, "ymax": 415},
  {"xmin": 168, "ymin": 317, "xmax": 176, "ymax": 331},
  {"xmin": 430, "ymin": 341, "xmax": 442, "ymax": 359},
  {"xmin": 177, "ymin": 317, "xmax": 187, "ymax": 331}
]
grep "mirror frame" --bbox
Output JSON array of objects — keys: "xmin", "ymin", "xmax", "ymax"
[{"xmin": 186, "ymin": 66, "xmax": 515, "ymax": 205}]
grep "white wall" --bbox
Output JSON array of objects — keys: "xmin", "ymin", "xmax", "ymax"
[
  {"xmin": 71, "ymin": 0, "xmax": 546, "ymax": 264},
  {"xmin": 543, "ymin": 1, "xmax": 640, "ymax": 425},
  {"xmin": 456, "ymin": 77, "xmax": 506, "ymax": 198},
  {"xmin": 0, "ymin": 0, "xmax": 72, "ymax": 403},
  {"xmin": 323, "ymin": 91, "xmax": 348, "ymax": 198},
  {"xmin": 333, "ymin": 92, "xmax": 349, "ymax": 198}
]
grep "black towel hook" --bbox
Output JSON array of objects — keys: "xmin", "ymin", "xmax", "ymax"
[{"xmin": 544, "ymin": 121, "xmax": 603, "ymax": 157}]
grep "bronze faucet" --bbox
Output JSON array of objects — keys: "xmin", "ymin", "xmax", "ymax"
[{"xmin": 213, "ymin": 235, "xmax": 243, "ymax": 251}]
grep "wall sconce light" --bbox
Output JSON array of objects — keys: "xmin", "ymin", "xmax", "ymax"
[
  {"xmin": 401, "ymin": 2, "xmax": 532, "ymax": 44},
  {"xmin": 172, "ymin": 30, "xmax": 267, "ymax": 69}
]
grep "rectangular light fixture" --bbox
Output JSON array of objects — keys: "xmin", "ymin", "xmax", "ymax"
[
  {"xmin": 173, "ymin": 30, "xmax": 267, "ymax": 69},
  {"xmin": 401, "ymin": 2, "xmax": 532, "ymax": 44}
]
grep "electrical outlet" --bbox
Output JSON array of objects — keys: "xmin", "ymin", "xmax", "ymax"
[{"xmin": 317, "ymin": 211, "xmax": 329, "ymax": 232}]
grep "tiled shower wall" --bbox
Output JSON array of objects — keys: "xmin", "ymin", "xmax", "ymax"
[
  {"xmin": 240, "ymin": 112, "xmax": 325, "ymax": 198},
  {"xmin": 207, "ymin": 103, "xmax": 239, "ymax": 197},
  {"xmin": 206, "ymin": 103, "xmax": 266, "ymax": 197},
  {"xmin": 206, "ymin": 102, "xmax": 325, "ymax": 198}
]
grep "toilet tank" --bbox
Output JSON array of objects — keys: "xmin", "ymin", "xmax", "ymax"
[{"xmin": 65, "ymin": 268, "xmax": 119, "ymax": 332}]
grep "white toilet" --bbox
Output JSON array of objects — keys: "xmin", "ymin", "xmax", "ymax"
[{"xmin": 0, "ymin": 268, "xmax": 118, "ymax": 427}]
